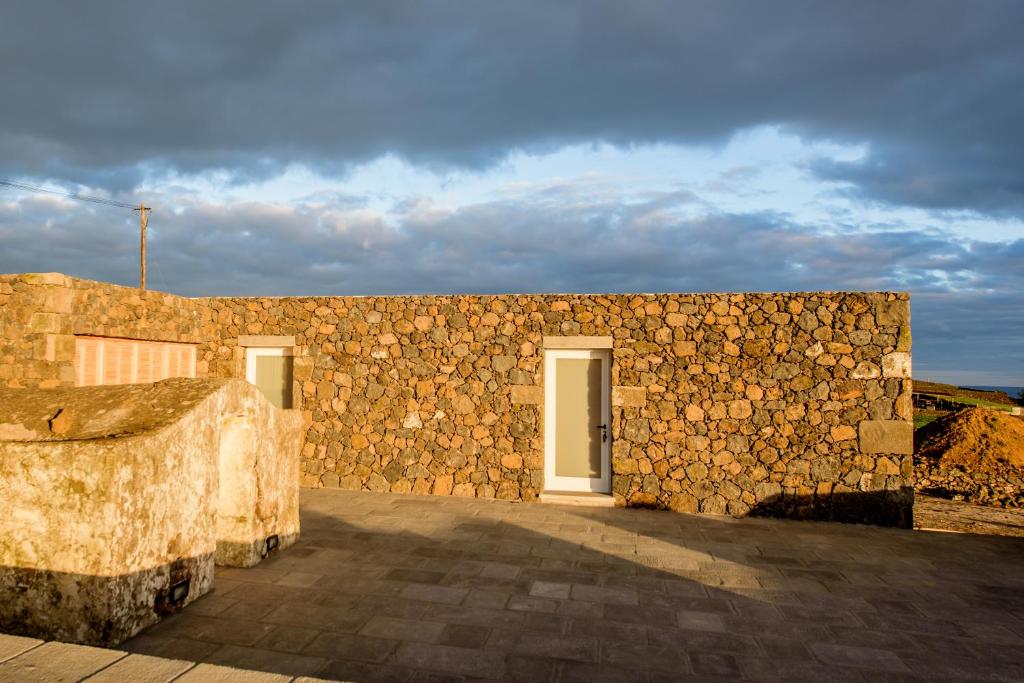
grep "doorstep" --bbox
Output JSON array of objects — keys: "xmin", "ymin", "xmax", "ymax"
[{"xmin": 538, "ymin": 490, "xmax": 616, "ymax": 507}]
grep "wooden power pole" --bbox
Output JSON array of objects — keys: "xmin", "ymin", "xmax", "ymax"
[{"xmin": 133, "ymin": 203, "xmax": 151, "ymax": 290}]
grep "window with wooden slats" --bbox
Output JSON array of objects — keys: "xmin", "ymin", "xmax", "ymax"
[{"xmin": 74, "ymin": 336, "xmax": 197, "ymax": 387}]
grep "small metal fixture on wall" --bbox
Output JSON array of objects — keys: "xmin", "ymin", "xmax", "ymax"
[{"xmin": 168, "ymin": 578, "xmax": 190, "ymax": 606}]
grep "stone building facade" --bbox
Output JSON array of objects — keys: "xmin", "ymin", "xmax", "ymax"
[
  {"xmin": 0, "ymin": 273, "xmax": 208, "ymax": 388},
  {"xmin": 0, "ymin": 272, "xmax": 914, "ymax": 525}
]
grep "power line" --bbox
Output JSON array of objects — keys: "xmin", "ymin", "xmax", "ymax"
[
  {"xmin": 1, "ymin": 177, "xmax": 154, "ymax": 290},
  {"xmin": 0, "ymin": 178, "xmax": 139, "ymax": 210}
]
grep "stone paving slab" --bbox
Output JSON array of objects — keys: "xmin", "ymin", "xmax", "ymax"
[
  {"xmin": 0, "ymin": 634, "xmax": 335, "ymax": 682},
  {"xmin": 914, "ymin": 494, "xmax": 1024, "ymax": 537},
  {"xmin": 0, "ymin": 641, "xmax": 126, "ymax": 681},
  {"xmin": 0, "ymin": 633, "xmax": 42, "ymax": 664},
  {"xmin": 7, "ymin": 488, "xmax": 1024, "ymax": 681},
  {"xmin": 83, "ymin": 653, "xmax": 194, "ymax": 682},
  {"xmin": 167, "ymin": 490, "xmax": 1024, "ymax": 679},
  {"xmin": 124, "ymin": 487, "xmax": 1020, "ymax": 682}
]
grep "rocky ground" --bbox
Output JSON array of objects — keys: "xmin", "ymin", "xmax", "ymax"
[
  {"xmin": 914, "ymin": 494, "xmax": 1024, "ymax": 537},
  {"xmin": 914, "ymin": 407, "xmax": 1024, "ymax": 508}
]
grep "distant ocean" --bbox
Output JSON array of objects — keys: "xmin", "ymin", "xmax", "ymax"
[{"xmin": 964, "ymin": 385, "xmax": 1023, "ymax": 398}]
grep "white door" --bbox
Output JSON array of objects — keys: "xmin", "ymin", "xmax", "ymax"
[
  {"xmin": 245, "ymin": 347, "xmax": 294, "ymax": 409},
  {"xmin": 544, "ymin": 349, "xmax": 611, "ymax": 493}
]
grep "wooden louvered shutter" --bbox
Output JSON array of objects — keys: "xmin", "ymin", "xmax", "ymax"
[
  {"xmin": 136, "ymin": 342, "xmax": 155, "ymax": 384},
  {"xmin": 74, "ymin": 337, "xmax": 100, "ymax": 386},
  {"xmin": 73, "ymin": 337, "xmax": 197, "ymax": 387},
  {"xmin": 102, "ymin": 339, "xmax": 133, "ymax": 385}
]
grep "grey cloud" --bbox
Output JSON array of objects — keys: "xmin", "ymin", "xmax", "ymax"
[
  {"xmin": 1, "ymin": 186, "xmax": 1019, "ymax": 380},
  {"xmin": 911, "ymin": 292, "xmax": 1024, "ymax": 382},
  {"xmin": 0, "ymin": 1, "xmax": 1022, "ymax": 215}
]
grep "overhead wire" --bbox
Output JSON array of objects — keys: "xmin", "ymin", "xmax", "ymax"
[
  {"xmin": 1, "ymin": 176, "xmax": 164, "ymax": 289},
  {"xmin": 0, "ymin": 178, "xmax": 139, "ymax": 209}
]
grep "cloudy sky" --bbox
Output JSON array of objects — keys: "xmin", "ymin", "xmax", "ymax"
[{"xmin": 0, "ymin": 1, "xmax": 1022, "ymax": 386}]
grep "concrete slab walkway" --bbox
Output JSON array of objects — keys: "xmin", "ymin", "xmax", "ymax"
[
  {"xmin": 0, "ymin": 633, "xmax": 327, "ymax": 682},
  {"xmin": 108, "ymin": 488, "xmax": 1024, "ymax": 681}
]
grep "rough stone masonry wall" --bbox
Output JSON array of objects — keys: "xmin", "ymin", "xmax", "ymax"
[
  {"xmin": 0, "ymin": 273, "xmax": 213, "ymax": 388},
  {"xmin": 0, "ymin": 273, "xmax": 914, "ymax": 524},
  {"xmin": 203, "ymin": 291, "xmax": 914, "ymax": 524}
]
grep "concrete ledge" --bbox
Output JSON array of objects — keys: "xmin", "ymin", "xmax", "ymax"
[
  {"xmin": 539, "ymin": 491, "xmax": 616, "ymax": 507},
  {"xmin": 238, "ymin": 335, "xmax": 296, "ymax": 347},
  {"xmin": 542, "ymin": 335, "xmax": 613, "ymax": 349}
]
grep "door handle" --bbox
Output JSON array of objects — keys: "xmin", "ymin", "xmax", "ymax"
[{"xmin": 594, "ymin": 424, "xmax": 608, "ymax": 443}]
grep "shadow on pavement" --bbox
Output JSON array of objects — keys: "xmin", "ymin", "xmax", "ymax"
[{"xmin": 119, "ymin": 490, "xmax": 1024, "ymax": 682}]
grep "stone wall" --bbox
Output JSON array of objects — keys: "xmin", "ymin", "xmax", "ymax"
[
  {"xmin": 0, "ymin": 273, "xmax": 212, "ymax": 388},
  {"xmin": 0, "ymin": 273, "xmax": 914, "ymax": 524},
  {"xmin": 204, "ymin": 291, "xmax": 914, "ymax": 524}
]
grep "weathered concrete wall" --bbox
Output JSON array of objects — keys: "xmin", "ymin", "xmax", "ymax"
[
  {"xmin": 0, "ymin": 378, "xmax": 305, "ymax": 645},
  {"xmin": 205, "ymin": 291, "xmax": 914, "ymax": 525},
  {"xmin": 214, "ymin": 384, "xmax": 307, "ymax": 567}
]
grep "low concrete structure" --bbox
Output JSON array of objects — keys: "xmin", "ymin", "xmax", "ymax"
[{"xmin": 0, "ymin": 378, "xmax": 306, "ymax": 645}]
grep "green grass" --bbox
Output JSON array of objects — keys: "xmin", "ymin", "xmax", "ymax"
[
  {"xmin": 945, "ymin": 395, "xmax": 1014, "ymax": 410},
  {"xmin": 914, "ymin": 414, "xmax": 939, "ymax": 430},
  {"xmin": 917, "ymin": 393, "xmax": 1014, "ymax": 412},
  {"xmin": 943, "ymin": 396, "xmax": 1013, "ymax": 411}
]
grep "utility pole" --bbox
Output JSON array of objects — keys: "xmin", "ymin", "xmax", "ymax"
[{"xmin": 133, "ymin": 203, "xmax": 151, "ymax": 290}]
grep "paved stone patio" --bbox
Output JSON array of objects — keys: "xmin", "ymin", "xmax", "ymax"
[
  {"xmin": 914, "ymin": 495, "xmax": 1024, "ymax": 537},
  {"xmin": 114, "ymin": 488, "xmax": 1024, "ymax": 682}
]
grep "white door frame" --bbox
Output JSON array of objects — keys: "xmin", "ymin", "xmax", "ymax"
[
  {"xmin": 544, "ymin": 348, "xmax": 611, "ymax": 493},
  {"xmin": 245, "ymin": 346, "xmax": 294, "ymax": 408}
]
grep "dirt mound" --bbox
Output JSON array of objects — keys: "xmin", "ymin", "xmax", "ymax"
[
  {"xmin": 916, "ymin": 408, "xmax": 1024, "ymax": 470},
  {"xmin": 914, "ymin": 408, "xmax": 1024, "ymax": 507}
]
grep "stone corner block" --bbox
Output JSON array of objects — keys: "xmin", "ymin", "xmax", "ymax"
[
  {"xmin": 510, "ymin": 385, "xmax": 543, "ymax": 405},
  {"xmin": 896, "ymin": 325, "xmax": 912, "ymax": 352},
  {"xmin": 22, "ymin": 272, "xmax": 72, "ymax": 287},
  {"xmin": 292, "ymin": 356, "xmax": 314, "ymax": 381},
  {"xmin": 612, "ymin": 386, "xmax": 646, "ymax": 408},
  {"xmin": 859, "ymin": 420, "xmax": 913, "ymax": 454},
  {"xmin": 28, "ymin": 312, "xmax": 65, "ymax": 334},
  {"xmin": 875, "ymin": 298, "xmax": 909, "ymax": 326},
  {"xmin": 882, "ymin": 352, "xmax": 911, "ymax": 378}
]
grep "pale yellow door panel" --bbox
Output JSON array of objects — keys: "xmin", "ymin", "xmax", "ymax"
[{"xmin": 554, "ymin": 357, "xmax": 603, "ymax": 478}]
